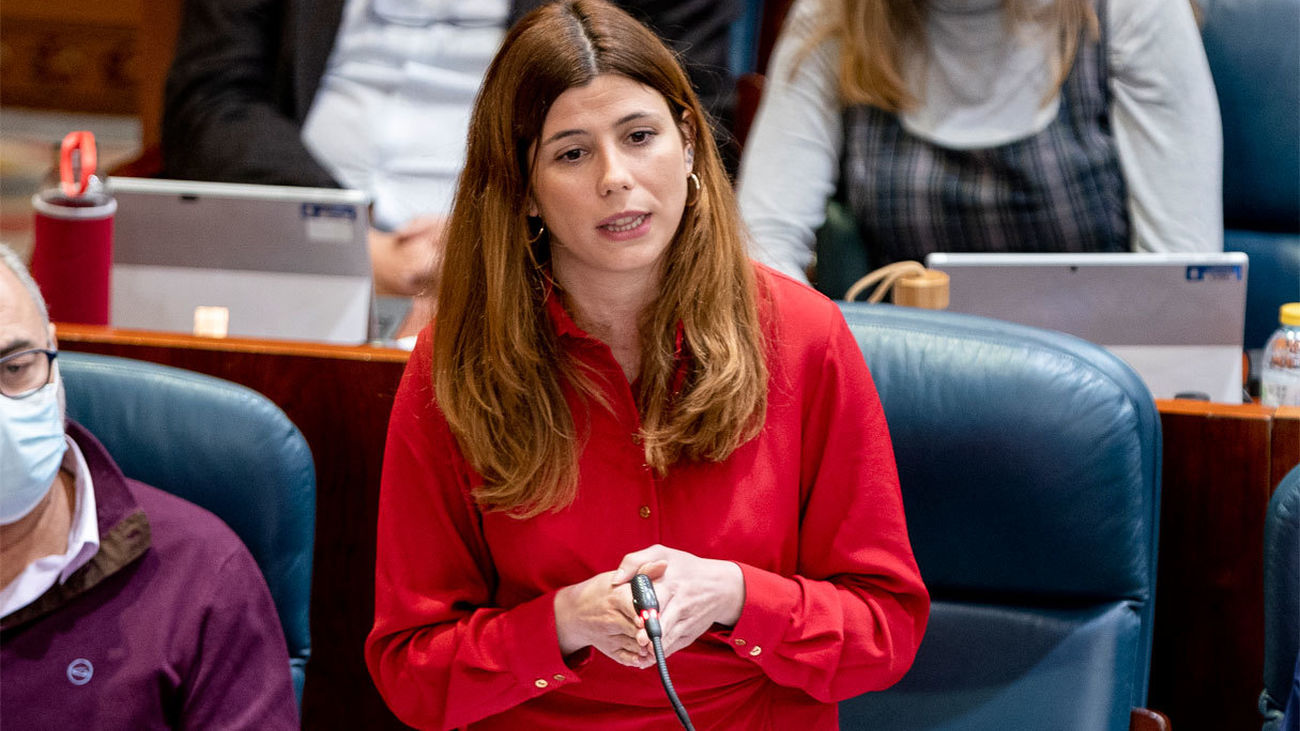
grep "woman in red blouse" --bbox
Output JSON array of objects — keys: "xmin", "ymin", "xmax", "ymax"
[{"xmin": 364, "ymin": 1, "xmax": 929, "ymax": 728}]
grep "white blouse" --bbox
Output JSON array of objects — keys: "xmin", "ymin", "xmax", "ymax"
[{"xmin": 302, "ymin": 0, "xmax": 510, "ymax": 232}]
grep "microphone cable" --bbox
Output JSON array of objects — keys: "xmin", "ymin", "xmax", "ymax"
[{"xmin": 631, "ymin": 574, "xmax": 696, "ymax": 731}]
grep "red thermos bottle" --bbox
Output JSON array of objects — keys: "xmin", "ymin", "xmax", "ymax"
[{"xmin": 29, "ymin": 130, "xmax": 117, "ymax": 325}]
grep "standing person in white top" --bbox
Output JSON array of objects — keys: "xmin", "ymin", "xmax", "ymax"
[
  {"xmin": 163, "ymin": 0, "xmax": 740, "ymax": 334},
  {"xmin": 736, "ymin": 0, "xmax": 1222, "ymax": 289}
]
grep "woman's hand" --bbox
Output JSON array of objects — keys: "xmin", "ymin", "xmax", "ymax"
[
  {"xmin": 553, "ymin": 571, "xmax": 654, "ymax": 668},
  {"xmin": 613, "ymin": 545, "xmax": 746, "ymax": 660}
]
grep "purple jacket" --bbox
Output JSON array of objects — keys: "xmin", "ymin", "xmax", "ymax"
[{"xmin": 0, "ymin": 422, "xmax": 298, "ymax": 730}]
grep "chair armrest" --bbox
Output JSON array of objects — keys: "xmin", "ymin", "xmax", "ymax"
[{"xmin": 1131, "ymin": 707, "xmax": 1172, "ymax": 731}]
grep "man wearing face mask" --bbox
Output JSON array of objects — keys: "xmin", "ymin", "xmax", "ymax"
[{"xmin": 0, "ymin": 245, "xmax": 298, "ymax": 729}]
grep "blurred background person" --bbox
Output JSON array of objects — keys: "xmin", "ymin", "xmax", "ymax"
[
  {"xmin": 737, "ymin": 0, "xmax": 1222, "ymax": 288},
  {"xmin": 162, "ymin": 0, "xmax": 741, "ymax": 326},
  {"xmin": 365, "ymin": 1, "xmax": 928, "ymax": 727}
]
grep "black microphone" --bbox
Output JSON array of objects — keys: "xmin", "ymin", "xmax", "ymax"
[
  {"xmin": 631, "ymin": 574, "xmax": 695, "ymax": 731},
  {"xmin": 631, "ymin": 573, "xmax": 662, "ymax": 637}
]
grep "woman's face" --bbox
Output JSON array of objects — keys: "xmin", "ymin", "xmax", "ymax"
[{"xmin": 529, "ymin": 73, "xmax": 693, "ymax": 290}]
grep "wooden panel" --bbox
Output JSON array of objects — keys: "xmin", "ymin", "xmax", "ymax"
[
  {"xmin": 0, "ymin": 16, "xmax": 137, "ymax": 114},
  {"xmin": 1, "ymin": 0, "xmax": 140, "ymax": 28},
  {"xmin": 56, "ymin": 325, "xmax": 412, "ymax": 730},
  {"xmin": 1273, "ymin": 405, "xmax": 1300, "ymax": 492},
  {"xmin": 1130, "ymin": 707, "xmax": 1172, "ymax": 731},
  {"xmin": 130, "ymin": 0, "xmax": 182, "ymax": 150},
  {"xmin": 1149, "ymin": 400, "xmax": 1273, "ymax": 730},
  {"xmin": 0, "ymin": 0, "xmax": 176, "ymax": 149}
]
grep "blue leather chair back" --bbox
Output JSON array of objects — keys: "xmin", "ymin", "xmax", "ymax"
[
  {"xmin": 1263, "ymin": 466, "xmax": 1300, "ymax": 728},
  {"xmin": 58, "ymin": 351, "xmax": 316, "ymax": 705},
  {"xmin": 1199, "ymin": 0, "xmax": 1300, "ymax": 350},
  {"xmin": 836, "ymin": 304, "xmax": 1162, "ymax": 730}
]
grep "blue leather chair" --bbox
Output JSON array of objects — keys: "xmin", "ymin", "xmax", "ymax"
[
  {"xmin": 1198, "ymin": 0, "xmax": 1300, "ymax": 352},
  {"xmin": 836, "ymin": 303, "xmax": 1163, "ymax": 730},
  {"xmin": 1262, "ymin": 466, "xmax": 1300, "ymax": 729},
  {"xmin": 58, "ymin": 351, "xmax": 316, "ymax": 707}
]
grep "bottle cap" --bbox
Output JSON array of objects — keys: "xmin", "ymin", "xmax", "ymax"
[{"xmin": 1281, "ymin": 303, "xmax": 1300, "ymax": 327}]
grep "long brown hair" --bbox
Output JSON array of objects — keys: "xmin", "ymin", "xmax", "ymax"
[
  {"xmin": 433, "ymin": 0, "xmax": 767, "ymax": 518},
  {"xmin": 805, "ymin": 0, "xmax": 1098, "ymax": 113}
]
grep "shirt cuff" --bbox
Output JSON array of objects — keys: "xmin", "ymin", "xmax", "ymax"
[
  {"xmin": 504, "ymin": 590, "xmax": 585, "ymax": 694},
  {"xmin": 713, "ymin": 562, "xmax": 801, "ymax": 664}
]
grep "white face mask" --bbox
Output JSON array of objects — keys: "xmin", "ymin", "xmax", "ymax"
[{"xmin": 0, "ymin": 364, "xmax": 67, "ymax": 525}]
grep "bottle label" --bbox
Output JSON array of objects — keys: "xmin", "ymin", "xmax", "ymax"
[{"xmin": 1261, "ymin": 373, "xmax": 1300, "ymax": 408}]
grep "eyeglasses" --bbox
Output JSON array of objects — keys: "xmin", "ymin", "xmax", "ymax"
[
  {"xmin": 0, "ymin": 349, "xmax": 57, "ymax": 400},
  {"xmin": 369, "ymin": 0, "xmax": 503, "ymax": 28}
]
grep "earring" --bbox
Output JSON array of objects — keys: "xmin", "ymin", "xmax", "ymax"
[
  {"xmin": 526, "ymin": 218, "xmax": 547, "ymax": 244},
  {"xmin": 685, "ymin": 173, "xmax": 702, "ymax": 207}
]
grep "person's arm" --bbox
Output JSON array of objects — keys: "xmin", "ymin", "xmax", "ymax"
[
  {"xmin": 736, "ymin": 0, "xmax": 844, "ymax": 283},
  {"xmin": 712, "ymin": 303, "xmax": 929, "ymax": 700},
  {"xmin": 1108, "ymin": 0, "xmax": 1223, "ymax": 253},
  {"xmin": 179, "ymin": 547, "xmax": 299, "ymax": 730},
  {"xmin": 162, "ymin": 0, "xmax": 339, "ymax": 187},
  {"xmin": 364, "ymin": 333, "xmax": 589, "ymax": 730}
]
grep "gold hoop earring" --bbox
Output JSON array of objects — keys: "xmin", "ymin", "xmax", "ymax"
[
  {"xmin": 526, "ymin": 219, "xmax": 547, "ymax": 244},
  {"xmin": 685, "ymin": 173, "xmax": 702, "ymax": 207}
]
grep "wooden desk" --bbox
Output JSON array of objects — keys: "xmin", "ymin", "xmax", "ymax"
[
  {"xmin": 1273, "ymin": 406, "xmax": 1300, "ymax": 491},
  {"xmin": 1149, "ymin": 398, "xmax": 1291, "ymax": 730},
  {"xmin": 55, "ymin": 326, "xmax": 1300, "ymax": 730}
]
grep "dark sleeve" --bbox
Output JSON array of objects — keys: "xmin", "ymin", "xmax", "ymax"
[
  {"xmin": 162, "ymin": 0, "xmax": 340, "ymax": 187},
  {"xmin": 179, "ymin": 546, "xmax": 300, "ymax": 730},
  {"xmin": 510, "ymin": 0, "xmax": 741, "ymax": 128}
]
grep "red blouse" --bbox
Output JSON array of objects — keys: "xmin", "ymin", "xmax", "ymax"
[{"xmin": 365, "ymin": 267, "xmax": 929, "ymax": 730}]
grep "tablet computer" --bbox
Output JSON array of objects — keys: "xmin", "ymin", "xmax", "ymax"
[
  {"xmin": 926, "ymin": 251, "xmax": 1249, "ymax": 403},
  {"xmin": 108, "ymin": 177, "xmax": 374, "ymax": 344}
]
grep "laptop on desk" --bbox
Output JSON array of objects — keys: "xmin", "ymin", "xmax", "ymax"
[
  {"xmin": 925, "ymin": 252, "xmax": 1250, "ymax": 403},
  {"xmin": 108, "ymin": 177, "xmax": 374, "ymax": 345}
]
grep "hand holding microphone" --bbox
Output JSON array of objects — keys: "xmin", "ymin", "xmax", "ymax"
[
  {"xmin": 553, "ymin": 570, "xmax": 653, "ymax": 667},
  {"xmin": 631, "ymin": 572, "xmax": 695, "ymax": 731},
  {"xmin": 553, "ymin": 545, "xmax": 745, "ymax": 728},
  {"xmin": 614, "ymin": 544, "xmax": 745, "ymax": 660}
]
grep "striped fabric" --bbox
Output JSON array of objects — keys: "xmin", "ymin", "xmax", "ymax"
[{"xmin": 837, "ymin": 0, "xmax": 1129, "ymax": 268}]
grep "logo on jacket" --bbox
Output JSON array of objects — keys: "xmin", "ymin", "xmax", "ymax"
[{"xmin": 66, "ymin": 658, "xmax": 93, "ymax": 686}]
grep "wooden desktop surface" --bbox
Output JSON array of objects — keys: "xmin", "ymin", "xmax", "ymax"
[{"xmin": 55, "ymin": 324, "xmax": 1299, "ymax": 731}]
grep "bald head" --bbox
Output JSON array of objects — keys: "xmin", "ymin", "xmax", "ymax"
[
  {"xmin": 0, "ymin": 246, "xmax": 50, "ymax": 328},
  {"xmin": 0, "ymin": 245, "xmax": 54, "ymax": 356}
]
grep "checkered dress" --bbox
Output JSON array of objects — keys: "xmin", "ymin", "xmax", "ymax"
[{"xmin": 836, "ymin": 0, "xmax": 1129, "ymax": 268}]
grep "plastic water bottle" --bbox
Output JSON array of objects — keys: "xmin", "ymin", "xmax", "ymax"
[{"xmin": 1260, "ymin": 303, "xmax": 1300, "ymax": 407}]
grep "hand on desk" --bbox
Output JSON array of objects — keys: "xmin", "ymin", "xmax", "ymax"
[{"xmin": 369, "ymin": 215, "xmax": 445, "ymax": 297}]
